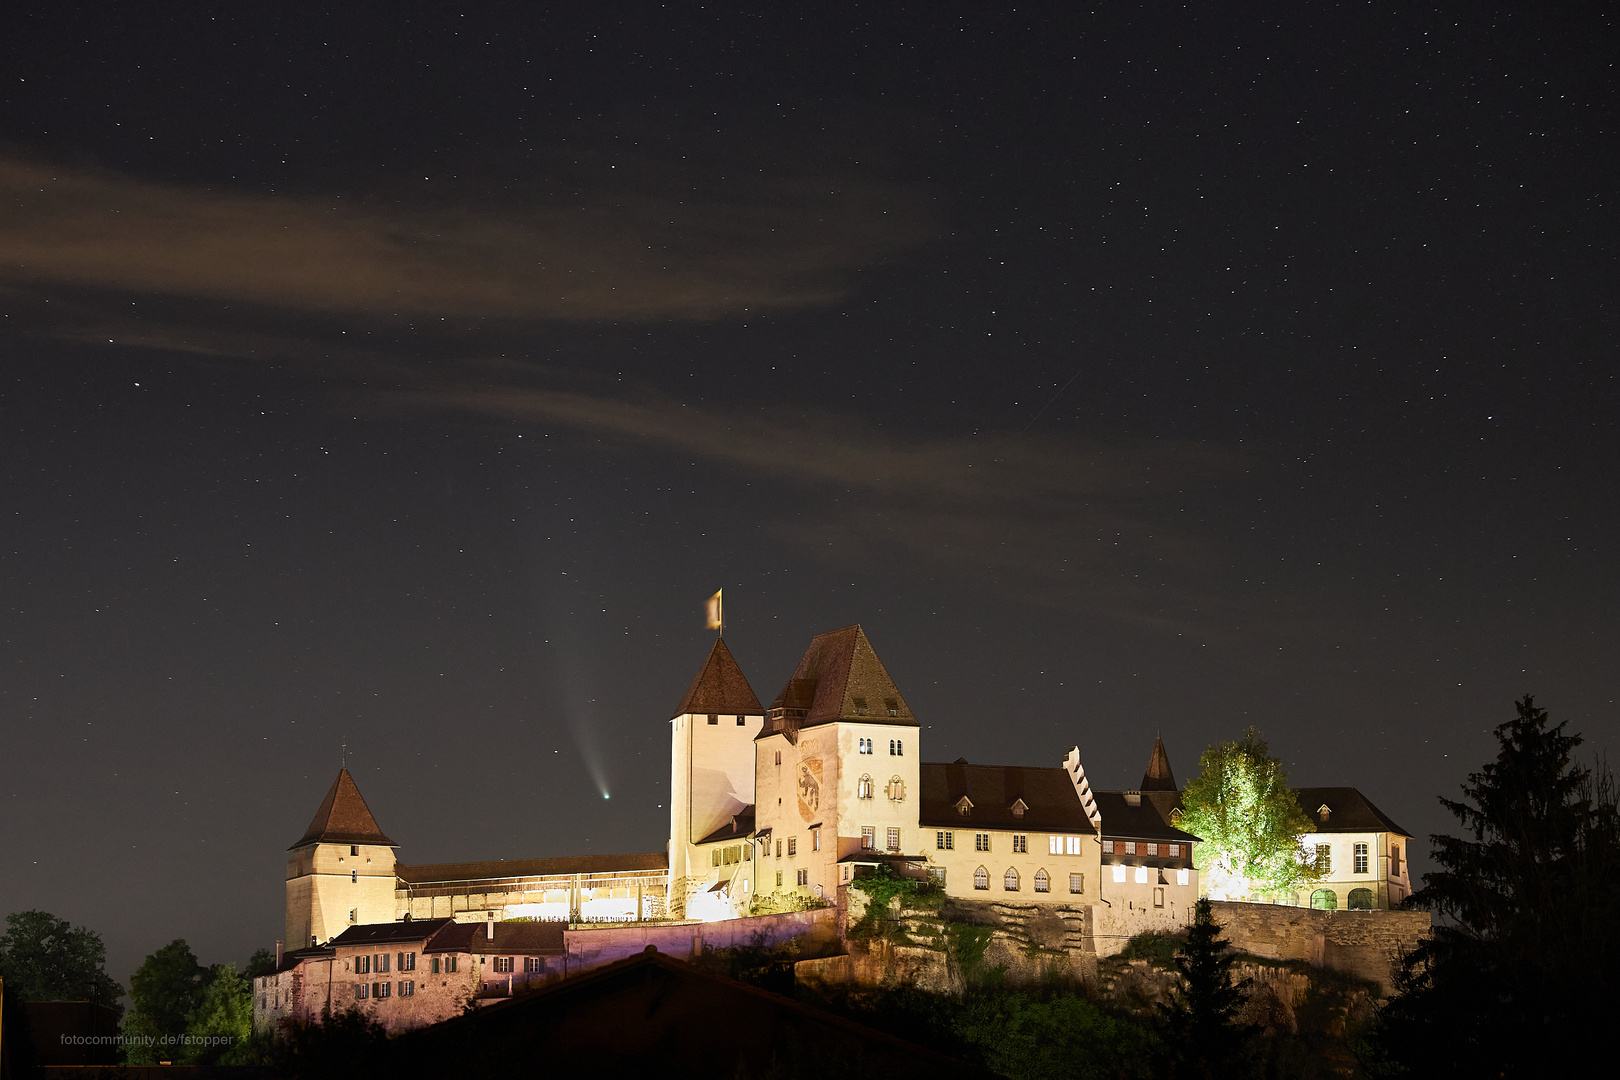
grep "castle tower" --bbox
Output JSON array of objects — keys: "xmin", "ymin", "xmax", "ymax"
[
  {"xmin": 753, "ymin": 626, "xmax": 920, "ymax": 905},
  {"xmin": 285, "ymin": 768, "xmax": 398, "ymax": 948},
  {"xmin": 1141, "ymin": 736, "xmax": 1177, "ymax": 791},
  {"xmin": 667, "ymin": 637, "xmax": 764, "ymax": 918}
]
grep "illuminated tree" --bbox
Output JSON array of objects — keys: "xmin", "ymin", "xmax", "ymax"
[
  {"xmin": 1179, "ymin": 728, "xmax": 1319, "ymax": 900},
  {"xmin": 1370, "ymin": 696, "xmax": 1620, "ymax": 1078}
]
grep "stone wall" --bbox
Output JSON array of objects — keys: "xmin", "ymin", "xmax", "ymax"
[
  {"xmin": 1210, "ymin": 901, "xmax": 1429, "ymax": 995},
  {"xmin": 562, "ymin": 906, "xmax": 839, "ymax": 973}
]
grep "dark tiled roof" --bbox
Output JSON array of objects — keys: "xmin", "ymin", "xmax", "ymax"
[
  {"xmin": 1294, "ymin": 787, "xmax": 1412, "ymax": 837},
  {"xmin": 396, "ymin": 852, "xmax": 668, "ymax": 885},
  {"xmin": 464, "ymin": 921, "xmax": 566, "ymax": 956},
  {"xmin": 1141, "ymin": 737, "xmax": 1177, "ymax": 791},
  {"xmin": 272, "ymin": 945, "xmax": 335, "ymax": 973},
  {"xmin": 697, "ymin": 806, "xmax": 756, "ymax": 846},
  {"xmin": 328, "ymin": 918, "xmax": 456, "ymax": 948},
  {"xmin": 918, "ymin": 761, "xmax": 1097, "ymax": 833},
  {"xmin": 289, "ymin": 768, "xmax": 396, "ymax": 849},
  {"xmin": 762, "ymin": 625, "xmax": 917, "ymax": 737},
  {"xmin": 673, "ymin": 637, "xmax": 763, "ymax": 719},
  {"xmin": 423, "ymin": 922, "xmax": 478, "ymax": 954},
  {"xmin": 1094, "ymin": 792, "xmax": 1201, "ymax": 843}
]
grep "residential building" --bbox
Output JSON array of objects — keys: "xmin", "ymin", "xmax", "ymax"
[{"xmin": 1294, "ymin": 787, "xmax": 1414, "ymax": 909}]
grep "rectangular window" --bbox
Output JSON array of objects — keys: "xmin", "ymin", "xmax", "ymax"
[
  {"xmin": 1177, "ymin": 868, "xmax": 1190, "ymax": 886},
  {"xmin": 1392, "ymin": 845, "xmax": 1402, "ymax": 877},
  {"xmin": 928, "ymin": 866, "xmax": 946, "ymax": 886},
  {"xmin": 708, "ymin": 714, "xmax": 719, "ymax": 725},
  {"xmin": 1144, "ymin": 842, "xmax": 1158, "ymax": 856},
  {"xmin": 812, "ymin": 828, "xmax": 820, "ymax": 852},
  {"xmin": 377, "ymin": 953, "xmax": 390, "ymax": 973},
  {"xmin": 1166, "ymin": 843, "xmax": 1179, "ymax": 858},
  {"xmin": 775, "ymin": 871, "xmax": 783, "ymax": 887},
  {"xmin": 788, "ymin": 837, "xmax": 797, "ymax": 856},
  {"xmin": 1153, "ymin": 887, "xmax": 1165, "ymax": 908},
  {"xmin": 350, "ymin": 845, "xmax": 359, "ymax": 856},
  {"xmin": 775, "ymin": 840, "xmax": 782, "ymax": 858},
  {"xmin": 375, "ymin": 981, "xmax": 390, "ymax": 998},
  {"xmin": 975, "ymin": 833, "xmax": 990, "ymax": 852},
  {"xmin": 859, "ymin": 738, "xmax": 871, "ymax": 754},
  {"xmin": 1069, "ymin": 873, "xmax": 1084, "ymax": 894},
  {"xmin": 797, "ymin": 869, "xmax": 808, "ymax": 886},
  {"xmin": 1049, "ymin": 835, "xmax": 1062, "ymax": 855},
  {"xmin": 399, "ymin": 952, "xmax": 416, "ymax": 972},
  {"xmin": 358, "ymin": 955, "xmax": 371, "ymax": 975},
  {"xmin": 400, "ymin": 980, "xmax": 415, "ymax": 997},
  {"xmin": 713, "ymin": 848, "xmax": 722, "ymax": 867},
  {"xmin": 1012, "ymin": 834, "xmax": 1027, "ymax": 853},
  {"xmin": 525, "ymin": 957, "xmax": 544, "ymax": 973},
  {"xmin": 736, "ymin": 715, "xmax": 746, "ymax": 726},
  {"xmin": 1124, "ymin": 841, "xmax": 1136, "ymax": 855},
  {"xmin": 861, "ymin": 826, "xmax": 875, "ymax": 850},
  {"xmin": 1354, "ymin": 843, "xmax": 1369, "ymax": 874},
  {"xmin": 431, "ymin": 957, "xmax": 440, "ymax": 974},
  {"xmin": 494, "ymin": 957, "xmax": 513, "ymax": 973},
  {"xmin": 937, "ymin": 831, "xmax": 954, "ymax": 850},
  {"xmin": 896, "ymin": 739, "xmax": 903, "ymax": 755},
  {"xmin": 1102, "ymin": 840, "xmax": 1114, "ymax": 854},
  {"xmin": 1316, "ymin": 843, "xmax": 1332, "ymax": 872},
  {"xmin": 887, "ymin": 827, "xmax": 901, "ymax": 852},
  {"xmin": 447, "ymin": 957, "xmax": 457, "ymax": 973},
  {"xmin": 1135, "ymin": 866, "xmax": 1149, "ymax": 884},
  {"xmin": 356, "ymin": 982, "xmax": 369, "ymax": 999},
  {"xmin": 1113, "ymin": 864, "xmax": 1126, "ymax": 882}
]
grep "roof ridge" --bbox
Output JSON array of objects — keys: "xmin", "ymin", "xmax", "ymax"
[
  {"xmin": 672, "ymin": 637, "xmax": 763, "ymax": 718},
  {"xmin": 290, "ymin": 768, "xmax": 395, "ymax": 849}
]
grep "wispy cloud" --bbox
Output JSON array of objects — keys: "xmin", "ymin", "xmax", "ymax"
[{"xmin": 0, "ymin": 154, "xmax": 926, "ymax": 323}]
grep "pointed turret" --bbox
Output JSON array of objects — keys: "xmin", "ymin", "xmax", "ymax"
[
  {"xmin": 1141, "ymin": 736, "xmax": 1177, "ymax": 792},
  {"xmin": 764, "ymin": 624, "xmax": 916, "ymax": 735},
  {"xmin": 290, "ymin": 767, "xmax": 396, "ymax": 849},
  {"xmin": 672, "ymin": 637, "xmax": 763, "ymax": 719}
]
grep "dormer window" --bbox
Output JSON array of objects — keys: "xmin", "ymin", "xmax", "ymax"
[
  {"xmin": 1010, "ymin": 798, "xmax": 1028, "ymax": 819},
  {"xmin": 853, "ymin": 697, "xmax": 868, "ymax": 716},
  {"xmin": 1318, "ymin": 804, "xmax": 1332, "ymax": 823},
  {"xmin": 956, "ymin": 796, "xmax": 973, "ymax": 817},
  {"xmin": 885, "ymin": 698, "xmax": 898, "ymax": 717}
]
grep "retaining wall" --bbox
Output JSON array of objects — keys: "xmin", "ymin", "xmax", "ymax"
[
  {"xmin": 562, "ymin": 906, "xmax": 838, "ymax": 973},
  {"xmin": 1210, "ymin": 901, "xmax": 1429, "ymax": 994}
]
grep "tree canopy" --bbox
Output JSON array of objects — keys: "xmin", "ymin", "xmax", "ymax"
[
  {"xmin": 1179, "ymin": 728, "xmax": 1319, "ymax": 900},
  {"xmin": 1371, "ymin": 695, "xmax": 1620, "ymax": 1078},
  {"xmin": 0, "ymin": 910, "xmax": 123, "ymax": 1009},
  {"xmin": 124, "ymin": 938, "xmax": 207, "ymax": 1063}
]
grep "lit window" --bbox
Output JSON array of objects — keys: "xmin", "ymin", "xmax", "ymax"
[
  {"xmin": 1049, "ymin": 835, "xmax": 1062, "ymax": 855},
  {"xmin": 525, "ymin": 957, "xmax": 544, "ymax": 973},
  {"xmin": 1113, "ymin": 864, "xmax": 1126, "ymax": 882},
  {"xmin": 974, "ymin": 866, "xmax": 989, "ymax": 890},
  {"xmin": 1004, "ymin": 868, "xmax": 1019, "ymax": 891},
  {"xmin": 859, "ymin": 738, "xmax": 872, "ymax": 755},
  {"xmin": 1354, "ymin": 843, "xmax": 1369, "ymax": 874},
  {"xmin": 1144, "ymin": 842, "xmax": 1158, "ymax": 856},
  {"xmin": 494, "ymin": 957, "xmax": 513, "ymax": 973},
  {"xmin": 888, "ymin": 777, "xmax": 905, "ymax": 801},
  {"xmin": 1124, "ymin": 841, "xmax": 1136, "ymax": 855},
  {"xmin": 1069, "ymin": 873, "xmax": 1084, "ymax": 894},
  {"xmin": 1316, "ymin": 843, "xmax": 1332, "ymax": 873},
  {"xmin": 1102, "ymin": 840, "xmax": 1114, "ymax": 854},
  {"xmin": 812, "ymin": 828, "xmax": 821, "ymax": 852},
  {"xmin": 1177, "ymin": 868, "xmax": 1189, "ymax": 886},
  {"xmin": 937, "ymin": 831, "xmax": 954, "ymax": 850},
  {"xmin": 1034, "ymin": 869, "xmax": 1049, "ymax": 893},
  {"xmin": 858, "ymin": 775, "xmax": 874, "ymax": 799},
  {"xmin": 861, "ymin": 826, "xmax": 875, "ymax": 850},
  {"xmin": 1166, "ymin": 843, "xmax": 1179, "ymax": 858},
  {"xmin": 708, "ymin": 714, "xmax": 719, "ymax": 725},
  {"xmin": 887, "ymin": 827, "xmax": 900, "ymax": 852},
  {"xmin": 1012, "ymin": 834, "xmax": 1027, "ymax": 853},
  {"xmin": 1135, "ymin": 866, "xmax": 1149, "ymax": 884},
  {"xmin": 975, "ymin": 833, "xmax": 990, "ymax": 852}
]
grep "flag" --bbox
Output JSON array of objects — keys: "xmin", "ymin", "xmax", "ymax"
[{"xmin": 705, "ymin": 589, "xmax": 723, "ymax": 630}]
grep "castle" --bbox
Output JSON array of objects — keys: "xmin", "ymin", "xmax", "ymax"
[{"xmin": 281, "ymin": 622, "xmax": 1411, "ymax": 960}]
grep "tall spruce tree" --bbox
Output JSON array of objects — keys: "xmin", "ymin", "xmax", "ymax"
[
  {"xmin": 1371, "ymin": 696, "xmax": 1620, "ymax": 1078},
  {"xmin": 1159, "ymin": 897, "xmax": 1252, "ymax": 1079}
]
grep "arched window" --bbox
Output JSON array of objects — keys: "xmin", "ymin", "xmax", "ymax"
[
  {"xmin": 888, "ymin": 776, "xmax": 905, "ymax": 801},
  {"xmin": 1310, "ymin": 889, "xmax": 1338, "ymax": 910},
  {"xmin": 857, "ymin": 775, "xmax": 873, "ymax": 799},
  {"xmin": 1347, "ymin": 888, "xmax": 1376, "ymax": 910},
  {"xmin": 1034, "ymin": 868, "xmax": 1050, "ymax": 893},
  {"xmin": 973, "ymin": 866, "xmax": 989, "ymax": 890},
  {"xmin": 1004, "ymin": 867, "xmax": 1020, "ymax": 891}
]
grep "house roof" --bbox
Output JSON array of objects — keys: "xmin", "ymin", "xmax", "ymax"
[
  {"xmin": 697, "ymin": 805, "xmax": 756, "ymax": 846},
  {"xmin": 396, "ymin": 852, "xmax": 668, "ymax": 885},
  {"xmin": 1294, "ymin": 787, "xmax": 1412, "ymax": 837},
  {"xmin": 328, "ymin": 918, "xmax": 455, "ymax": 949},
  {"xmin": 1141, "ymin": 736, "xmax": 1177, "ymax": 791},
  {"xmin": 918, "ymin": 761, "xmax": 1097, "ymax": 833},
  {"xmin": 672, "ymin": 636, "xmax": 763, "ymax": 719},
  {"xmin": 1093, "ymin": 792, "xmax": 1201, "ymax": 843},
  {"xmin": 289, "ymin": 768, "xmax": 396, "ymax": 849},
  {"xmin": 425, "ymin": 920, "xmax": 566, "ymax": 956},
  {"xmin": 393, "ymin": 946, "xmax": 992, "ymax": 1076},
  {"xmin": 762, "ymin": 625, "xmax": 917, "ymax": 737}
]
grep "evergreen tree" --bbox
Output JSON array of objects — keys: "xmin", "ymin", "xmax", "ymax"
[
  {"xmin": 1180, "ymin": 728, "xmax": 1320, "ymax": 899},
  {"xmin": 0, "ymin": 910, "xmax": 123, "ymax": 1009},
  {"xmin": 1159, "ymin": 897, "xmax": 1252, "ymax": 1079},
  {"xmin": 1371, "ymin": 696, "xmax": 1620, "ymax": 1078}
]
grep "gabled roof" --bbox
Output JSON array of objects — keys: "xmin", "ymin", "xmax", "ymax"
[
  {"xmin": 762, "ymin": 625, "xmax": 917, "ymax": 736},
  {"xmin": 1294, "ymin": 787, "xmax": 1412, "ymax": 837},
  {"xmin": 289, "ymin": 768, "xmax": 396, "ymax": 849},
  {"xmin": 328, "ymin": 918, "xmax": 455, "ymax": 949},
  {"xmin": 672, "ymin": 636, "xmax": 763, "ymax": 719},
  {"xmin": 1141, "ymin": 736, "xmax": 1177, "ymax": 791},
  {"xmin": 425, "ymin": 921, "xmax": 566, "ymax": 956},
  {"xmin": 919, "ymin": 761, "xmax": 1096, "ymax": 833},
  {"xmin": 396, "ymin": 852, "xmax": 668, "ymax": 885},
  {"xmin": 697, "ymin": 805, "xmax": 756, "ymax": 846},
  {"xmin": 1093, "ymin": 792, "xmax": 1201, "ymax": 843}
]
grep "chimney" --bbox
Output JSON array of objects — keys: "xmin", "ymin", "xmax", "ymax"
[
  {"xmin": 275, "ymin": 940, "xmax": 283, "ymax": 967},
  {"xmin": 486, "ymin": 912, "xmax": 495, "ymax": 940}
]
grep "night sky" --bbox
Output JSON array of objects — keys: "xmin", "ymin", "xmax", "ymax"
[{"xmin": 2, "ymin": 3, "xmax": 1615, "ymax": 989}]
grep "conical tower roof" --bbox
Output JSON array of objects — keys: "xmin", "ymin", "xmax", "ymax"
[
  {"xmin": 290, "ymin": 767, "xmax": 396, "ymax": 849},
  {"xmin": 765, "ymin": 625, "xmax": 916, "ymax": 734},
  {"xmin": 672, "ymin": 637, "xmax": 763, "ymax": 719},
  {"xmin": 1141, "ymin": 736, "xmax": 1177, "ymax": 791}
]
